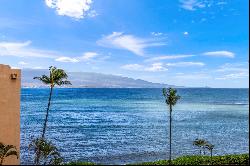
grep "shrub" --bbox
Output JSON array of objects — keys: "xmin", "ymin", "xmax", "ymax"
[{"xmin": 133, "ymin": 154, "xmax": 249, "ymax": 165}]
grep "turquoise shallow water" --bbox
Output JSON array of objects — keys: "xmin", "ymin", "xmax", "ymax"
[{"xmin": 21, "ymin": 88, "xmax": 249, "ymax": 164}]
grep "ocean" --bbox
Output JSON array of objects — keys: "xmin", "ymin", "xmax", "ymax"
[{"xmin": 20, "ymin": 88, "xmax": 249, "ymax": 164}]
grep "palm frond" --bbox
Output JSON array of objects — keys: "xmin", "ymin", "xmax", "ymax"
[
  {"xmin": 33, "ymin": 66, "xmax": 71, "ymax": 87},
  {"xmin": 29, "ymin": 137, "xmax": 63, "ymax": 165},
  {"xmin": 0, "ymin": 142, "xmax": 18, "ymax": 164},
  {"xmin": 4, "ymin": 145, "xmax": 16, "ymax": 151},
  {"xmin": 33, "ymin": 75, "xmax": 51, "ymax": 85},
  {"xmin": 162, "ymin": 87, "xmax": 180, "ymax": 106},
  {"xmin": 193, "ymin": 138, "xmax": 207, "ymax": 146},
  {"xmin": 56, "ymin": 80, "xmax": 72, "ymax": 86},
  {"xmin": 5, "ymin": 150, "xmax": 18, "ymax": 159},
  {"xmin": 205, "ymin": 142, "xmax": 215, "ymax": 150}
]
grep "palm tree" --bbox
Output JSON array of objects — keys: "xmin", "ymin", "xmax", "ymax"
[
  {"xmin": 205, "ymin": 142, "xmax": 214, "ymax": 163},
  {"xmin": 33, "ymin": 66, "xmax": 71, "ymax": 164},
  {"xmin": 193, "ymin": 138, "xmax": 207, "ymax": 155},
  {"xmin": 162, "ymin": 88, "xmax": 180, "ymax": 164},
  {"xmin": 29, "ymin": 138, "xmax": 63, "ymax": 165},
  {"xmin": 33, "ymin": 66, "xmax": 71, "ymax": 139},
  {"xmin": 0, "ymin": 142, "xmax": 18, "ymax": 165}
]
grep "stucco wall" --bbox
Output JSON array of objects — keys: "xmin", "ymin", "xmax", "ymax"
[{"xmin": 0, "ymin": 64, "xmax": 20, "ymax": 165}]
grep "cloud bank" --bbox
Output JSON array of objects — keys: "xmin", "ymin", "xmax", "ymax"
[
  {"xmin": 0, "ymin": 41, "xmax": 58, "ymax": 58},
  {"xmin": 0, "ymin": 41, "xmax": 101, "ymax": 63}
]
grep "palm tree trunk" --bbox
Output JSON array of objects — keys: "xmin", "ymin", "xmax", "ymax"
[
  {"xmin": 42, "ymin": 85, "xmax": 53, "ymax": 138},
  {"xmin": 169, "ymin": 105, "xmax": 172, "ymax": 165},
  {"xmin": 35, "ymin": 149, "xmax": 40, "ymax": 165},
  {"xmin": 36, "ymin": 85, "xmax": 53, "ymax": 165},
  {"xmin": 210, "ymin": 150, "xmax": 213, "ymax": 165}
]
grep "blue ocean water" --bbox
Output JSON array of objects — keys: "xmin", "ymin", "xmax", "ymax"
[{"xmin": 21, "ymin": 88, "xmax": 249, "ymax": 164}]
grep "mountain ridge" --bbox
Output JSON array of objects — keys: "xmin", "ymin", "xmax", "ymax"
[{"xmin": 21, "ymin": 68, "xmax": 184, "ymax": 88}]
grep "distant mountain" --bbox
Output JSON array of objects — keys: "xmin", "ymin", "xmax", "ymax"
[{"xmin": 21, "ymin": 69, "xmax": 183, "ymax": 88}]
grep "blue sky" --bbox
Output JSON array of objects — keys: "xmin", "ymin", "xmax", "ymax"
[{"xmin": 0, "ymin": 0, "xmax": 249, "ymax": 88}]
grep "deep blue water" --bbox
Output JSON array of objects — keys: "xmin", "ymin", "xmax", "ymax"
[{"xmin": 21, "ymin": 88, "xmax": 249, "ymax": 164}]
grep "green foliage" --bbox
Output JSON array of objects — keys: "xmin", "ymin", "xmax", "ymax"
[
  {"xmin": 33, "ymin": 66, "xmax": 71, "ymax": 87},
  {"xmin": 162, "ymin": 88, "xmax": 181, "ymax": 106},
  {"xmin": 29, "ymin": 137, "xmax": 63, "ymax": 165},
  {"xmin": 133, "ymin": 154, "xmax": 249, "ymax": 165},
  {"xmin": 193, "ymin": 138, "xmax": 208, "ymax": 155},
  {"xmin": 193, "ymin": 138, "xmax": 207, "ymax": 148},
  {"xmin": 0, "ymin": 142, "xmax": 18, "ymax": 165}
]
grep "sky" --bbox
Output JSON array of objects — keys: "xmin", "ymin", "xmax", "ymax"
[{"xmin": 0, "ymin": 0, "xmax": 249, "ymax": 88}]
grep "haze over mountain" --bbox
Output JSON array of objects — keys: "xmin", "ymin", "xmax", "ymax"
[{"xmin": 21, "ymin": 69, "xmax": 181, "ymax": 88}]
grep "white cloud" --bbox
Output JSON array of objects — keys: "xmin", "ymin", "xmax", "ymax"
[
  {"xmin": 121, "ymin": 63, "xmax": 167, "ymax": 72},
  {"xmin": 183, "ymin": 31, "xmax": 189, "ymax": 35},
  {"xmin": 45, "ymin": 0, "xmax": 95, "ymax": 19},
  {"xmin": 18, "ymin": 61, "xmax": 28, "ymax": 65},
  {"xmin": 175, "ymin": 73, "xmax": 211, "ymax": 79},
  {"xmin": 145, "ymin": 54, "xmax": 195, "ymax": 62},
  {"xmin": 202, "ymin": 51, "xmax": 235, "ymax": 58},
  {"xmin": 87, "ymin": 10, "xmax": 98, "ymax": 17},
  {"xmin": 216, "ymin": 63, "xmax": 248, "ymax": 72},
  {"xmin": 121, "ymin": 64, "xmax": 144, "ymax": 71},
  {"xmin": 0, "ymin": 41, "xmax": 58, "ymax": 58},
  {"xmin": 55, "ymin": 56, "xmax": 79, "ymax": 63},
  {"xmin": 151, "ymin": 32, "xmax": 163, "ymax": 36},
  {"xmin": 215, "ymin": 63, "xmax": 249, "ymax": 80},
  {"xmin": 216, "ymin": 1, "xmax": 227, "ymax": 5},
  {"xmin": 176, "ymin": 72, "xmax": 185, "ymax": 75},
  {"xmin": 81, "ymin": 52, "xmax": 98, "ymax": 61},
  {"xmin": 216, "ymin": 72, "xmax": 249, "ymax": 80},
  {"xmin": 166, "ymin": 61, "xmax": 205, "ymax": 67},
  {"xmin": 179, "ymin": 0, "xmax": 206, "ymax": 11},
  {"xmin": 11, "ymin": 66, "xmax": 21, "ymax": 69},
  {"xmin": 145, "ymin": 63, "xmax": 168, "ymax": 72},
  {"xmin": 32, "ymin": 66, "xmax": 46, "ymax": 69},
  {"xmin": 56, "ymin": 52, "xmax": 100, "ymax": 63},
  {"xmin": 97, "ymin": 32, "xmax": 166, "ymax": 56}
]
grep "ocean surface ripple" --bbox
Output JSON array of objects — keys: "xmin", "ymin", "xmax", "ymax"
[{"xmin": 21, "ymin": 88, "xmax": 249, "ymax": 164}]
